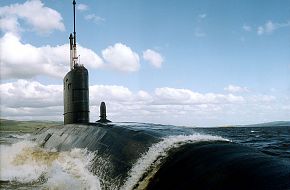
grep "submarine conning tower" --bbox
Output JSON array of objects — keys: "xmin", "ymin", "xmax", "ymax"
[{"xmin": 64, "ymin": 0, "xmax": 89, "ymax": 124}]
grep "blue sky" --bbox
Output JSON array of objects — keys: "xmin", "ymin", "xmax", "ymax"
[{"xmin": 0, "ymin": 0, "xmax": 289, "ymax": 126}]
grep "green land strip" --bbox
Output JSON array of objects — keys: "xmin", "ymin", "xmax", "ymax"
[{"xmin": 0, "ymin": 119, "xmax": 62, "ymax": 133}]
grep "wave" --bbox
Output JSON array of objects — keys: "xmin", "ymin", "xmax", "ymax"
[
  {"xmin": 7, "ymin": 134, "xmax": 31, "ymax": 139},
  {"xmin": 0, "ymin": 140, "xmax": 101, "ymax": 190},
  {"xmin": 121, "ymin": 133, "xmax": 228, "ymax": 190}
]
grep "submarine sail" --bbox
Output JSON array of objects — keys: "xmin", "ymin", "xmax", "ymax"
[{"xmin": 63, "ymin": 0, "xmax": 89, "ymax": 124}]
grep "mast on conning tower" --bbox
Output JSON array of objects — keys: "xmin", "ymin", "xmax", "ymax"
[
  {"xmin": 69, "ymin": 0, "xmax": 78, "ymax": 70},
  {"xmin": 64, "ymin": 0, "xmax": 89, "ymax": 125}
]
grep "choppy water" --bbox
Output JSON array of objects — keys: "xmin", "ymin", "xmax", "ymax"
[
  {"xmin": 0, "ymin": 136, "xmax": 101, "ymax": 190},
  {"xmin": 0, "ymin": 124, "xmax": 289, "ymax": 189}
]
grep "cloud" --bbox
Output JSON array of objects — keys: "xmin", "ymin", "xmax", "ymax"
[
  {"xmin": 143, "ymin": 49, "xmax": 164, "ymax": 68},
  {"xmin": 194, "ymin": 14, "xmax": 207, "ymax": 37},
  {"xmin": 0, "ymin": 80, "xmax": 63, "ymax": 121},
  {"xmin": 257, "ymin": 26, "xmax": 264, "ymax": 35},
  {"xmin": 0, "ymin": 33, "xmax": 146, "ymax": 79},
  {"xmin": 90, "ymin": 85, "xmax": 134, "ymax": 103},
  {"xmin": 257, "ymin": 20, "xmax": 290, "ymax": 35},
  {"xmin": 0, "ymin": 80, "xmax": 62, "ymax": 108},
  {"xmin": 198, "ymin": 14, "xmax": 207, "ymax": 19},
  {"xmin": 0, "ymin": 0, "xmax": 65, "ymax": 35},
  {"xmin": 250, "ymin": 95, "xmax": 276, "ymax": 103},
  {"xmin": 0, "ymin": 33, "xmax": 103, "ymax": 79},
  {"xmin": 0, "ymin": 80, "xmax": 151, "ymax": 121},
  {"xmin": 1, "ymin": 80, "xmax": 288, "ymax": 126},
  {"xmin": 242, "ymin": 24, "xmax": 252, "ymax": 32},
  {"xmin": 102, "ymin": 43, "xmax": 140, "ymax": 72},
  {"xmin": 85, "ymin": 14, "xmax": 105, "ymax": 23},
  {"xmin": 77, "ymin": 4, "xmax": 88, "ymax": 11},
  {"xmin": 224, "ymin": 85, "xmax": 249, "ymax": 93},
  {"xmin": 154, "ymin": 87, "xmax": 244, "ymax": 105},
  {"xmin": 0, "ymin": 16, "xmax": 20, "ymax": 34},
  {"xmin": 264, "ymin": 21, "xmax": 276, "ymax": 33}
]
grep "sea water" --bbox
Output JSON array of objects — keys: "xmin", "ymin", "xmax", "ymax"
[{"xmin": 0, "ymin": 124, "xmax": 289, "ymax": 190}]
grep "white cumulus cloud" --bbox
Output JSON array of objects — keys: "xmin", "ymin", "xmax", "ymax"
[
  {"xmin": 0, "ymin": 0, "xmax": 65, "ymax": 35},
  {"xmin": 257, "ymin": 26, "xmax": 264, "ymax": 35},
  {"xmin": 77, "ymin": 3, "xmax": 88, "ymax": 11},
  {"xmin": 102, "ymin": 43, "xmax": 140, "ymax": 72},
  {"xmin": 0, "ymin": 79, "xmax": 63, "ymax": 109},
  {"xmin": 0, "ymin": 33, "xmax": 103, "ymax": 79},
  {"xmin": 1, "ymin": 80, "xmax": 288, "ymax": 126},
  {"xmin": 154, "ymin": 87, "xmax": 244, "ymax": 105},
  {"xmin": 242, "ymin": 24, "xmax": 252, "ymax": 32},
  {"xmin": 224, "ymin": 85, "xmax": 249, "ymax": 93},
  {"xmin": 90, "ymin": 85, "xmax": 134, "ymax": 103},
  {"xmin": 198, "ymin": 14, "xmax": 207, "ymax": 19},
  {"xmin": 85, "ymin": 14, "xmax": 105, "ymax": 23},
  {"xmin": 143, "ymin": 49, "xmax": 164, "ymax": 68},
  {"xmin": 257, "ymin": 20, "xmax": 290, "ymax": 35}
]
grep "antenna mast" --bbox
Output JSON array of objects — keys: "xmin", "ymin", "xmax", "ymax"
[
  {"xmin": 73, "ymin": 0, "xmax": 76, "ymax": 46},
  {"xmin": 70, "ymin": 0, "xmax": 78, "ymax": 70}
]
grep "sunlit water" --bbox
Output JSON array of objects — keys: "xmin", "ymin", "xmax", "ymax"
[{"xmin": 0, "ymin": 124, "xmax": 289, "ymax": 189}]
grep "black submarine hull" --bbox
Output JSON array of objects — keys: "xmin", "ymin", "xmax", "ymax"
[
  {"xmin": 147, "ymin": 142, "xmax": 290, "ymax": 190},
  {"xmin": 32, "ymin": 123, "xmax": 290, "ymax": 190}
]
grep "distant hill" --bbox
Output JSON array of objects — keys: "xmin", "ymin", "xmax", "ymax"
[
  {"xmin": 236, "ymin": 121, "xmax": 290, "ymax": 128},
  {"xmin": 0, "ymin": 119, "xmax": 62, "ymax": 132}
]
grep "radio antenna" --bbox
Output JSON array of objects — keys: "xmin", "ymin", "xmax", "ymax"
[
  {"xmin": 70, "ymin": 0, "xmax": 78, "ymax": 69},
  {"xmin": 73, "ymin": 0, "xmax": 76, "ymax": 46}
]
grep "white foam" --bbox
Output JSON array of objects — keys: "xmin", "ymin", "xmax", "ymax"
[
  {"xmin": 9, "ymin": 133, "xmax": 31, "ymax": 139},
  {"xmin": 0, "ymin": 140, "xmax": 101, "ymax": 190},
  {"xmin": 121, "ymin": 134, "xmax": 228, "ymax": 190}
]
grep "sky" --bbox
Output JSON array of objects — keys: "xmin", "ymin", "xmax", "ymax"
[{"xmin": 0, "ymin": 0, "xmax": 290, "ymax": 127}]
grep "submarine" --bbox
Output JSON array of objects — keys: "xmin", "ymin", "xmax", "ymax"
[{"xmin": 31, "ymin": 1, "xmax": 290, "ymax": 189}]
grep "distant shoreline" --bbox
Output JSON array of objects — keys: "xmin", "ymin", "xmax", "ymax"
[
  {"xmin": 0, "ymin": 119, "xmax": 62, "ymax": 132},
  {"xmin": 1, "ymin": 118, "xmax": 289, "ymax": 132}
]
